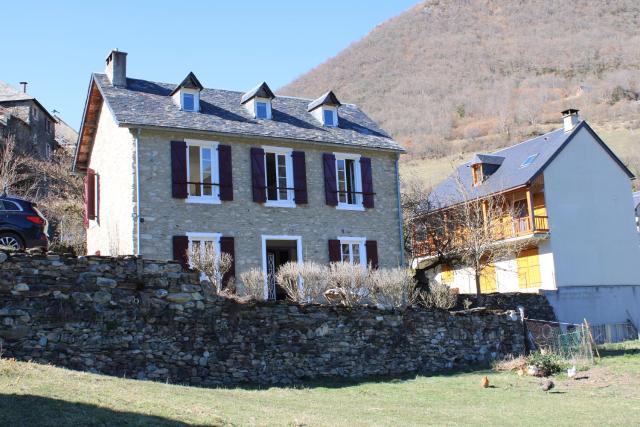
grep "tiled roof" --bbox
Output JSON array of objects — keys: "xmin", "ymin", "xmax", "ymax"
[
  {"xmin": 93, "ymin": 74, "xmax": 402, "ymax": 152},
  {"xmin": 428, "ymin": 121, "xmax": 634, "ymax": 209}
]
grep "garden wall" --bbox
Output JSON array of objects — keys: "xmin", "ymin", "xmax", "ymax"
[{"xmin": 0, "ymin": 251, "xmax": 526, "ymax": 386}]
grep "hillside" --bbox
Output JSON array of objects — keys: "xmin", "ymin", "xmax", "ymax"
[{"xmin": 281, "ymin": 0, "xmax": 640, "ymax": 187}]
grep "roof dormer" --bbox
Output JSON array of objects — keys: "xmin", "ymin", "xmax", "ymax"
[
  {"xmin": 308, "ymin": 91, "xmax": 341, "ymax": 127},
  {"xmin": 241, "ymin": 82, "xmax": 275, "ymax": 120},
  {"xmin": 470, "ymin": 154, "xmax": 504, "ymax": 186},
  {"xmin": 170, "ymin": 72, "xmax": 203, "ymax": 112}
]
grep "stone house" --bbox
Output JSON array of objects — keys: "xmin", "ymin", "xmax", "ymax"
[
  {"xmin": 412, "ymin": 110, "xmax": 640, "ymax": 326},
  {"xmin": 0, "ymin": 81, "xmax": 57, "ymax": 159},
  {"xmin": 72, "ymin": 50, "xmax": 405, "ymax": 299}
]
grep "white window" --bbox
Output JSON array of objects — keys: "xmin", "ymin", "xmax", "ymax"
[
  {"xmin": 187, "ymin": 232, "xmax": 221, "ymax": 281},
  {"xmin": 263, "ymin": 146, "xmax": 294, "ymax": 207},
  {"xmin": 335, "ymin": 153, "xmax": 363, "ymax": 210},
  {"xmin": 182, "ymin": 93, "xmax": 195, "ymax": 111},
  {"xmin": 186, "ymin": 140, "xmax": 220, "ymax": 204},
  {"xmin": 339, "ymin": 237, "xmax": 366, "ymax": 266},
  {"xmin": 256, "ymin": 101, "xmax": 269, "ymax": 119}
]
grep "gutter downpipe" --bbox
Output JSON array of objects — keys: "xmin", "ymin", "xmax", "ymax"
[
  {"xmin": 395, "ymin": 155, "xmax": 405, "ymax": 266},
  {"xmin": 134, "ymin": 128, "xmax": 141, "ymax": 256}
]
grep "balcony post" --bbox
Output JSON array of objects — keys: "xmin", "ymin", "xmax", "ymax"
[{"xmin": 526, "ymin": 188, "xmax": 535, "ymax": 232}]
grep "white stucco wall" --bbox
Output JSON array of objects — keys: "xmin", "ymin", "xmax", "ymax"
[
  {"xmin": 543, "ymin": 126, "xmax": 640, "ymax": 287},
  {"xmin": 495, "ymin": 258, "xmax": 519, "ymax": 292},
  {"xmin": 86, "ymin": 104, "xmax": 135, "ymax": 255}
]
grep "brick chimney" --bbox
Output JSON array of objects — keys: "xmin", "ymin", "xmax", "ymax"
[
  {"xmin": 105, "ymin": 49, "xmax": 128, "ymax": 88},
  {"xmin": 561, "ymin": 108, "xmax": 579, "ymax": 132}
]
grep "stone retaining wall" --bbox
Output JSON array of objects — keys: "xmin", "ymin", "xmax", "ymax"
[
  {"xmin": 0, "ymin": 251, "xmax": 525, "ymax": 386},
  {"xmin": 454, "ymin": 293, "xmax": 557, "ymax": 321}
]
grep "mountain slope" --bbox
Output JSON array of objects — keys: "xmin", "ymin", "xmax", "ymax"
[{"xmin": 281, "ymin": 0, "xmax": 640, "ymax": 185}]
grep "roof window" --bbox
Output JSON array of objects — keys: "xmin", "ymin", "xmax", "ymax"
[
  {"xmin": 170, "ymin": 72, "xmax": 203, "ymax": 112},
  {"xmin": 241, "ymin": 82, "xmax": 275, "ymax": 120},
  {"xmin": 520, "ymin": 153, "xmax": 539, "ymax": 169}
]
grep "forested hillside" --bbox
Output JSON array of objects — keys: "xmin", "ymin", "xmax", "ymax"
[{"xmin": 281, "ymin": 0, "xmax": 640, "ymax": 187}]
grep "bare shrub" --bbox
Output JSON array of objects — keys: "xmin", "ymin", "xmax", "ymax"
[
  {"xmin": 326, "ymin": 262, "xmax": 371, "ymax": 307},
  {"xmin": 275, "ymin": 262, "xmax": 301, "ymax": 302},
  {"xmin": 492, "ymin": 354, "xmax": 528, "ymax": 372},
  {"xmin": 188, "ymin": 244, "xmax": 233, "ymax": 295},
  {"xmin": 239, "ymin": 268, "xmax": 265, "ymax": 301},
  {"xmin": 419, "ymin": 281, "xmax": 457, "ymax": 310},
  {"xmin": 369, "ymin": 267, "xmax": 418, "ymax": 309}
]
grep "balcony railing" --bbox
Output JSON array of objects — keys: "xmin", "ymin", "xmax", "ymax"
[{"xmin": 412, "ymin": 215, "xmax": 549, "ymax": 258}]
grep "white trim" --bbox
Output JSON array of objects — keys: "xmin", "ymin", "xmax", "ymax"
[
  {"xmin": 338, "ymin": 236, "xmax": 367, "ymax": 267},
  {"xmin": 261, "ymin": 235, "xmax": 303, "ymax": 300},
  {"xmin": 254, "ymin": 97, "xmax": 272, "ymax": 120},
  {"xmin": 334, "ymin": 152, "xmax": 364, "ymax": 210},
  {"xmin": 262, "ymin": 146, "xmax": 294, "ymax": 206},
  {"xmin": 185, "ymin": 139, "xmax": 221, "ymax": 204},
  {"xmin": 178, "ymin": 88, "xmax": 200, "ymax": 112}
]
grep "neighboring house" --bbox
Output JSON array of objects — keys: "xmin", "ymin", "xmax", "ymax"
[
  {"xmin": 0, "ymin": 80, "xmax": 57, "ymax": 159},
  {"xmin": 72, "ymin": 50, "xmax": 405, "ymax": 299},
  {"xmin": 53, "ymin": 115, "xmax": 79, "ymax": 153},
  {"xmin": 412, "ymin": 110, "xmax": 640, "ymax": 325},
  {"xmin": 634, "ymin": 191, "xmax": 640, "ymax": 233}
]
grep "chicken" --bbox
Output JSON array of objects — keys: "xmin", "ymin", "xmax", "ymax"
[
  {"xmin": 540, "ymin": 379, "xmax": 555, "ymax": 392},
  {"xmin": 567, "ymin": 365, "xmax": 577, "ymax": 379},
  {"xmin": 481, "ymin": 376, "xmax": 490, "ymax": 388}
]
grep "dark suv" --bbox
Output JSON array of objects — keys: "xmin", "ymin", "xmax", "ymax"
[{"xmin": 0, "ymin": 196, "xmax": 49, "ymax": 250}]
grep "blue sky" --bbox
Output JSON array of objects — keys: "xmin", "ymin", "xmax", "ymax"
[{"xmin": 0, "ymin": 0, "xmax": 417, "ymax": 129}]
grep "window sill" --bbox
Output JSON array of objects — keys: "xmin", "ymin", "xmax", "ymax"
[
  {"xmin": 186, "ymin": 197, "xmax": 221, "ymax": 205},
  {"xmin": 264, "ymin": 200, "xmax": 296, "ymax": 209},
  {"xmin": 336, "ymin": 204, "xmax": 365, "ymax": 211}
]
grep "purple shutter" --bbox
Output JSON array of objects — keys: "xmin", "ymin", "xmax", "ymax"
[
  {"xmin": 328, "ymin": 239, "xmax": 341, "ymax": 263},
  {"xmin": 292, "ymin": 151, "xmax": 308, "ymax": 204},
  {"xmin": 250, "ymin": 147, "xmax": 266, "ymax": 203},
  {"xmin": 171, "ymin": 140, "xmax": 188, "ymax": 198},
  {"xmin": 218, "ymin": 145, "xmax": 233, "ymax": 201},
  {"xmin": 220, "ymin": 236, "xmax": 235, "ymax": 288},
  {"xmin": 360, "ymin": 157, "xmax": 374, "ymax": 209},
  {"xmin": 365, "ymin": 240, "xmax": 379, "ymax": 269},
  {"xmin": 172, "ymin": 236, "xmax": 189, "ymax": 269},
  {"xmin": 86, "ymin": 168, "xmax": 96, "ymax": 220},
  {"xmin": 323, "ymin": 153, "xmax": 338, "ymax": 206}
]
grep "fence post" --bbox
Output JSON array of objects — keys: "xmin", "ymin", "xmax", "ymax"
[{"xmin": 518, "ymin": 306, "xmax": 529, "ymax": 355}]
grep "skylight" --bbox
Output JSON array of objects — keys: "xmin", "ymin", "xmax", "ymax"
[{"xmin": 520, "ymin": 153, "xmax": 539, "ymax": 169}]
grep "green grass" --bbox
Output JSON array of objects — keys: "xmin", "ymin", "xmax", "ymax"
[{"xmin": 2, "ymin": 343, "xmax": 640, "ymax": 426}]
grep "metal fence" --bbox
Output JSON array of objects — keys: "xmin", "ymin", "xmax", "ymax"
[{"xmin": 589, "ymin": 321, "xmax": 639, "ymax": 345}]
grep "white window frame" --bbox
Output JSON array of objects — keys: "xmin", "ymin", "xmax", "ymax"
[
  {"xmin": 185, "ymin": 139, "xmax": 220, "ymax": 204},
  {"xmin": 261, "ymin": 235, "xmax": 303, "ymax": 300},
  {"xmin": 186, "ymin": 232, "xmax": 222, "ymax": 282},
  {"xmin": 338, "ymin": 236, "xmax": 367, "ymax": 267},
  {"xmin": 334, "ymin": 152, "xmax": 364, "ymax": 211},
  {"xmin": 262, "ymin": 145, "xmax": 295, "ymax": 208},
  {"xmin": 180, "ymin": 89, "xmax": 200, "ymax": 112},
  {"xmin": 323, "ymin": 108, "xmax": 337, "ymax": 126},
  {"xmin": 254, "ymin": 98, "xmax": 272, "ymax": 120}
]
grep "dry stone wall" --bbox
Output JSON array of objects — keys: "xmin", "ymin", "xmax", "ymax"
[{"xmin": 0, "ymin": 251, "xmax": 526, "ymax": 386}]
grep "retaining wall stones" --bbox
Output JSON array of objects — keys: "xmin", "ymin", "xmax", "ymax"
[{"xmin": 0, "ymin": 251, "xmax": 526, "ymax": 386}]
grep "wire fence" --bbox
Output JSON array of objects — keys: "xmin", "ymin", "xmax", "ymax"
[
  {"xmin": 590, "ymin": 321, "xmax": 639, "ymax": 345},
  {"xmin": 525, "ymin": 319, "xmax": 595, "ymax": 365}
]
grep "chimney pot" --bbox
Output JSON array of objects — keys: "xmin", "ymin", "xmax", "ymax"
[
  {"xmin": 19, "ymin": 81, "xmax": 27, "ymax": 93},
  {"xmin": 561, "ymin": 108, "xmax": 579, "ymax": 132},
  {"xmin": 105, "ymin": 49, "xmax": 128, "ymax": 88}
]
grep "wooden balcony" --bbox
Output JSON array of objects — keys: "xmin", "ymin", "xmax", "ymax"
[{"xmin": 412, "ymin": 215, "xmax": 549, "ymax": 258}]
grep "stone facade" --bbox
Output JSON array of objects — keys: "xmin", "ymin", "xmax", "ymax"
[
  {"xmin": 0, "ymin": 251, "xmax": 525, "ymax": 386},
  {"xmin": 0, "ymin": 100, "xmax": 56, "ymax": 159},
  {"xmin": 135, "ymin": 129, "xmax": 403, "ymax": 270},
  {"xmin": 453, "ymin": 292, "xmax": 556, "ymax": 321}
]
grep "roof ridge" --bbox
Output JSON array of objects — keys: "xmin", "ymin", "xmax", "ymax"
[{"xmin": 489, "ymin": 126, "xmax": 568, "ymax": 155}]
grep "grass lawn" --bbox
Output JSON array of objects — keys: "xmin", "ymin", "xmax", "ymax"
[{"xmin": 1, "ymin": 342, "xmax": 640, "ymax": 426}]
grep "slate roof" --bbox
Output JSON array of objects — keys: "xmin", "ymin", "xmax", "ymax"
[
  {"xmin": 92, "ymin": 74, "xmax": 402, "ymax": 152},
  {"xmin": 240, "ymin": 82, "xmax": 275, "ymax": 104},
  {"xmin": 470, "ymin": 153, "xmax": 504, "ymax": 166},
  {"xmin": 427, "ymin": 121, "xmax": 635, "ymax": 209},
  {"xmin": 307, "ymin": 91, "xmax": 341, "ymax": 112},
  {"xmin": 0, "ymin": 81, "xmax": 33, "ymax": 102}
]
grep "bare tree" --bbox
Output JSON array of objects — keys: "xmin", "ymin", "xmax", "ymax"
[
  {"xmin": 188, "ymin": 244, "xmax": 233, "ymax": 295},
  {"xmin": 0, "ymin": 134, "xmax": 36, "ymax": 196}
]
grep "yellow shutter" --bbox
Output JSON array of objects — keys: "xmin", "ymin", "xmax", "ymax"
[
  {"xmin": 518, "ymin": 247, "xmax": 542, "ymax": 289},
  {"xmin": 479, "ymin": 263, "xmax": 497, "ymax": 293},
  {"xmin": 441, "ymin": 264, "xmax": 454, "ymax": 284}
]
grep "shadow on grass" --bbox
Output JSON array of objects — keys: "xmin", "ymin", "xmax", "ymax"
[
  {"xmin": 598, "ymin": 347, "xmax": 640, "ymax": 358},
  {"xmin": 0, "ymin": 394, "xmax": 215, "ymax": 427}
]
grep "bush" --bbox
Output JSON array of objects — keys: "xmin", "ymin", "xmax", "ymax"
[
  {"xmin": 527, "ymin": 351, "xmax": 567, "ymax": 376},
  {"xmin": 369, "ymin": 267, "xmax": 417, "ymax": 309},
  {"xmin": 276, "ymin": 262, "xmax": 330, "ymax": 303},
  {"xmin": 238, "ymin": 268, "xmax": 265, "ymax": 301},
  {"xmin": 419, "ymin": 281, "xmax": 457, "ymax": 310},
  {"xmin": 327, "ymin": 262, "xmax": 371, "ymax": 307}
]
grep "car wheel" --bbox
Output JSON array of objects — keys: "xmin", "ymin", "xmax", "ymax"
[{"xmin": 0, "ymin": 233, "xmax": 23, "ymax": 250}]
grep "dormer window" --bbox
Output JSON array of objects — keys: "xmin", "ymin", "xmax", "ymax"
[
  {"xmin": 470, "ymin": 154, "xmax": 505, "ymax": 186},
  {"xmin": 242, "ymin": 82, "xmax": 275, "ymax": 120},
  {"xmin": 170, "ymin": 72, "xmax": 204, "ymax": 113},
  {"xmin": 308, "ymin": 91, "xmax": 341, "ymax": 127}
]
